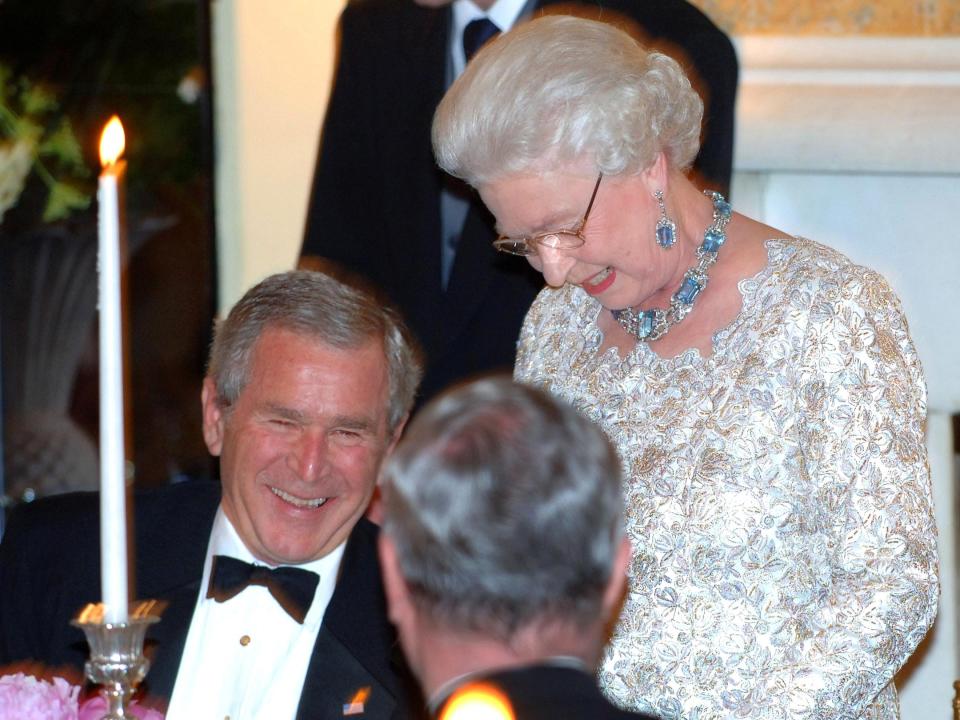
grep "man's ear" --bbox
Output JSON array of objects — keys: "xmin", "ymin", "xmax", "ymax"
[
  {"xmin": 385, "ymin": 413, "xmax": 409, "ymax": 456},
  {"xmin": 602, "ymin": 536, "xmax": 632, "ymax": 619},
  {"xmin": 370, "ymin": 415, "xmax": 407, "ymax": 523},
  {"xmin": 201, "ymin": 377, "xmax": 225, "ymax": 456},
  {"xmin": 378, "ymin": 534, "xmax": 412, "ymax": 627}
]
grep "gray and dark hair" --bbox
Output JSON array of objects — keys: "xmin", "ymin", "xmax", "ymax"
[
  {"xmin": 207, "ymin": 270, "xmax": 422, "ymax": 431},
  {"xmin": 381, "ymin": 376, "xmax": 624, "ymax": 640},
  {"xmin": 432, "ymin": 14, "xmax": 703, "ymax": 186}
]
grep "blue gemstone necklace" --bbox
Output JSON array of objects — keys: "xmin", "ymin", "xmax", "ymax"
[{"xmin": 612, "ymin": 190, "xmax": 732, "ymax": 342}]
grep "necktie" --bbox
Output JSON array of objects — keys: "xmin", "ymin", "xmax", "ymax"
[
  {"xmin": 208, "ymin": 554, "xmax": 319, "ymax": 624},
  {"xmin": 462, "ymin": 17, "xmax": 500, "ymax": 63}
]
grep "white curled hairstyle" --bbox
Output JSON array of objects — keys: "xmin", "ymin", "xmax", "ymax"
[{"xmin": 432, "ymin": 14, "xmax": 703, "ymax": 186}]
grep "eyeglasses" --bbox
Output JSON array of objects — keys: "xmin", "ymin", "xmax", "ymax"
[{"xmin": 492, "ymin": 173, "xmax": 603, "ymax": 256}]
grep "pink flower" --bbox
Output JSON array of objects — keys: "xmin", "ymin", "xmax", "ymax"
[
  {"xmin": 0, "ymin": 674, "xmax": 163, "ymax": 720},
  {"xmin": 0, "ymin": 673, "xmax": 79, "ymax": 720},
  {"xmin": 78, "ymin": 696, "xmax": 164, "ymax": 720}
]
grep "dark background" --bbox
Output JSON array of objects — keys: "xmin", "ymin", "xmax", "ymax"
[{"xmin": 0, "ymin": 0, "xmax": 218, "ymax": 528}]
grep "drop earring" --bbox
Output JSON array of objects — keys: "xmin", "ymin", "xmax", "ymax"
[{"xmin": 654, "ymin": 190, "xmax": 676, "ymax": 249}]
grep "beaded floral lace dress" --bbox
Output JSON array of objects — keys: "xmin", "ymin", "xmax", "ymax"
[{"xmin": 514, "ymin": 238, "xmax": 939, "ymax": 720}]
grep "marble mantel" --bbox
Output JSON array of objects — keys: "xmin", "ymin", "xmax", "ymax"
[
  {"xmin": 734, "ymin": 36, "xmax": 960, "ymax": 175},
  {"xmin": 731, "ymin": 35, "xmax": 960, "ymax": 720}
]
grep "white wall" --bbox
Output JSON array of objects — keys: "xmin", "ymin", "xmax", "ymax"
[{"xmin": 211, "ymin": 0, "xmax": 345, "ymax": 313}]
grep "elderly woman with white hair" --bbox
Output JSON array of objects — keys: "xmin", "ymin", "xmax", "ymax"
[{"xmin": 431, "ymin": 14, "xmax": 938, "ymax": 720}]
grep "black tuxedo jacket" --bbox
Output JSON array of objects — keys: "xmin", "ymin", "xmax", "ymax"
[
  {"xmin": 301, "ymin": 0, "xmax": 737, "ymax": 402},
  {"xmin": 0, "ymin": 481, "xmax": 423, "ymax": 720},
  {"xmin": 434, "ymin": 664, "xmax": 660, "ymax": 720}
]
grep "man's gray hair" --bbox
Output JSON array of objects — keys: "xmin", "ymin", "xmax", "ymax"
[
  {"xmin": 207, "ymin": 270, "xmax": 422, "ymax": 431},
  {"xmin": 432, "ymin": 14, "xmax": 703, "ymax": 186},
  {"xmin": 381, "ymin": 376, "xmax": 624, "ymax": 640}
]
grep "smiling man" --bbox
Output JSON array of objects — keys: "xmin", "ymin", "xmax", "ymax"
[{"xmin": 0, "ymin": 270, "xmax": 425, "ymax": 720}]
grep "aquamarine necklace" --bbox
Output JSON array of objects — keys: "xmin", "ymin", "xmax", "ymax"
[{"xmin": 612, "ymin": 190, "xmax": 731, "ymax": 342}]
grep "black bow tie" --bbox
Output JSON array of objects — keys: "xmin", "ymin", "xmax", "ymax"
[{"xmin": 208, "ymin": 554, "xmax": 320, "ymax": 624}]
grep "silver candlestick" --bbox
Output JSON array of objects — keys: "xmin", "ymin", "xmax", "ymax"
[{"xmin": 72, "ymin": 601, "xmax": 162, "ymax": 720}]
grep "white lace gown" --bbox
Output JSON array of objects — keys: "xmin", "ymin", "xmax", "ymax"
[{"xmin": 514, "ymin": 238, "xmax": 939, "ymax": 720}]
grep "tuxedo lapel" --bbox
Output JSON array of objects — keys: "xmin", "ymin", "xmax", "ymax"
[
  {"xmin": 442, "ymin": 201, "xmax": 499, "ymax": 341},
  {"xmin": 131, "ymin": 482, "xmax": 220, "ymax": 702},
  {"xmin": 441, "ymin": 197, "xmax": 544, "ymax": 362},
  {"xmin": 296, "ymin": 628, "xmax": 398, "ymax": 720},
  {"xmin": 296, "ymin": 518, "xmax": 419, "ymax": 720},
  {"xmin": 397, "ymin": 2, "xmax": 448, "ymax": 63},
  {"xmin": 141, "ymin": 577, "xmax": 202, "ymax": 700},
  {"xmin": 376, "ymin": 5, "xmax": 449, "ymax": 358}
]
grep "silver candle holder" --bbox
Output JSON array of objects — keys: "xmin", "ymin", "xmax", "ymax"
[{"xmin": 71, "ymin": 600, "xmax": 162, "ymax": 720}]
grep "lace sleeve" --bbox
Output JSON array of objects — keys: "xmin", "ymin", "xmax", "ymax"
[{"xmin": 777, "ymin": 267, "xmax": 939, "ymax": 717}]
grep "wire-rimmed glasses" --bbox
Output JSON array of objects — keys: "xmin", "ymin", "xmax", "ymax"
[{"xmin": 492, "ymin": 173, "xmax": 603, "ymax": 256}]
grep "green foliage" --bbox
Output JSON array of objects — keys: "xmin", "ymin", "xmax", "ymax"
[
  {"xmin": 42, "ymin": 179, "xmax": 89, "ymax": 223},
  {"xmin": 0, "ymin": 62, "xmax": 92, "ymax": 223},
  {"xmin": 20, "ymin": 81, "xmax": 56, "ymax": 116},
  {"xmin": 39, "ymin": 117, "xmax": 84, "ymax": 167}
]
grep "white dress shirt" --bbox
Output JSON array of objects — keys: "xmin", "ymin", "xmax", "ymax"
[{"xmin": 165, "ymin": 508, "xmax": 345, "ymax": 720}]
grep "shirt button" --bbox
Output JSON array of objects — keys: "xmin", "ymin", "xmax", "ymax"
[{"xmin": 239, "ymin": 634, "xmax": 251, "ymax": 646}]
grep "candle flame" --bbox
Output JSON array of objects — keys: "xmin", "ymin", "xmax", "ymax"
[{"xmin": 99, "ymin": 115, "xmax": 125, "ymax": 167}]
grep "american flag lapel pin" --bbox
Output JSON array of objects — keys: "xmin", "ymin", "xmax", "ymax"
[{"xmin": 343, "ymin": 686, "xmax": 371, "ymax": 716}]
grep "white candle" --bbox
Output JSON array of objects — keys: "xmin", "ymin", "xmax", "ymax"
[{"xmin": 97, "ymin": 116, "xmax": 128, "ymax": 624}]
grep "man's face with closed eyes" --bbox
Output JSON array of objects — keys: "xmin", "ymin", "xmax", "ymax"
[{"xmin": 201, "ymin": 326, "xmax": 399, "ymax": 566}]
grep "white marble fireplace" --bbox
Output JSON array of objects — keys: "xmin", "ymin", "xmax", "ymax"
[{"xmin": 731, "ymin": 34, "xmax": 960, "ymax": 719}]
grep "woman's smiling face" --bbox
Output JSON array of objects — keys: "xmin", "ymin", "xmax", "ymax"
[{"xmin": 480, "ymin": 167, "xmax": 671, "ymax": 311}]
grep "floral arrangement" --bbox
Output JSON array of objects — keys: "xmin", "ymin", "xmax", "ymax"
[
  {"xmin": 0, "ymin": 673, "xmax": 163, "ymax": 720},
  {"xmin": 0, "ymin": 63, "xmax": 91, "ymax": 224},
  {"xmin": 0, "ymin": 674, "xmax": 75, "ymax": 719}
]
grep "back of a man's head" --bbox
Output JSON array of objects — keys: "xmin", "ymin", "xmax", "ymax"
[{"xmin": 381, "ymin": 376, "xmax": 625, "ymax": 645}]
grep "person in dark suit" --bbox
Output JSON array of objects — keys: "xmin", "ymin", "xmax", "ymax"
[
  {"xmin": 377, "ymin": 377, "xmax": 658, "ymax": 720},
  {"xmin": 0, "ymin": 270, "xmax": 425, "ymax": 719},
  {"xmin": 300, "ymin": 0, "xmax": 737, "ymax": 403}
]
